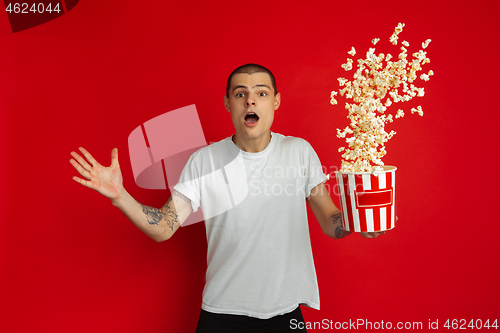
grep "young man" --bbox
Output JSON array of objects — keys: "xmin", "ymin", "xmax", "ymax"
[{"xmin": 70, "ymin": 64, "xmax": 384, "ymax": 332}]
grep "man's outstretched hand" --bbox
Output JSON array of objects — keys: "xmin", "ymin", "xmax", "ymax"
[{"xmin": 70, "ymin": 147, "xmax": 123, "ymax": 200}]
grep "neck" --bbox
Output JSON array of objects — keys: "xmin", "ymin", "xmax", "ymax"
[{"xmin": 232, "ymin": 132, "xmax": 272, "ymax": 153}]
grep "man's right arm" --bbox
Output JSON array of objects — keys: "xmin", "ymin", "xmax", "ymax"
[
  {"xmin": 70, "ymin": 147, "xmax": 192, "ymax": 242},
  {"xmin": 111, "ymin": 188, "xmax": 192, "ymax": 242}
]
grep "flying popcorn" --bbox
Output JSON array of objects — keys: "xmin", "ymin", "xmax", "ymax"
[
  {"xmin": 389, "ymin": 22, "xmax": 405, "ymax": 45},
  {"xmin": 331, "ymin": 23, "xmax": 433, "ymax": 172},
  {"xmin": 341, "ymin": 58, "xmax": 353, "ymax": 71},
  {"xmin": 411, "ymin": 106, "xmax": 424, "ymax": 116}
]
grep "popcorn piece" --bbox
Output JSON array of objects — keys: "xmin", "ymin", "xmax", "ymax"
[
  {"xmin": 395, "ymin": 22, "xmax": 405, "ymax": 33},
  {"xmin": 410, "ymin": 106, "xmax": 423, "ymax": 116},
  {"xmin": 372, "ymin": 38, "xmax": 380, "ymax": 45},
  {"xmin": 366, "ymin": 48, "xmax": 377, "ymax": 62},
  {"xmin": 422, "ymin": 39, "xmax": 431, "ymax": 49},
  {"xmin": 338, "ymin": 77, "xmax": 348, "ymax": 86},
  {"xmin": 348, "ymin": 47, "xmax": 356, "ymax": 56},
  {"xmin": 390, "ymin": 34, "xmax": 398, "ymax": 45},
  {"xmin": 390, "ymin": 22, "xmax": 405, "ymax": 45},
  {"xmin": 416, "ymin": 105, "xmax": 423, "ymax": 116},
  {"xmin": 341, "ymin": 58, "xmax": 353, "ymax": 71},
  {"xmin": 330, "ymin": 91, "xmax": 338, "ymax": 105},
  {"xmin": 402, "ymin": 40, "xmax": 409, "ymax": 47}
]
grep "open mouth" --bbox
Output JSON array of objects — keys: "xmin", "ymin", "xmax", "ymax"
[{"xmin": 244, "ymin": 112, "xmax": 259, "ymax": 125}]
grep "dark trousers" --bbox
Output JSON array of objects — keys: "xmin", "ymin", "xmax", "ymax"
[{"xmin": 195, "ymin": 306, "xmax": 307, "ymax": 333}]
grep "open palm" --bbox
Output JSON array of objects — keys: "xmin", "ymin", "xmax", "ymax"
[{"xmin": 70, "ymin": 147, "xmax": 123, "ymax": 200}]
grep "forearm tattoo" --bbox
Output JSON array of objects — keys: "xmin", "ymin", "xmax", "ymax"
[
  {"xmin": 141, "ymin": 205, "xmax": 164, "ymax": 226},
  {"xmin": 162, "ymin": 197, "xmax": 178, "ymax": 231},
  {"xmin": 332, "ymin": 212, "xmax": 343, "ymax": 239},
  {"xmin": 141, "ymin": 196, "xmax": 179, "ymax": 231}
]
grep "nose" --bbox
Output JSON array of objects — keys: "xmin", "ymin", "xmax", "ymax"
[{"xmin": 245, "ymin": 92, "xmax": 256, "ymax": 106}]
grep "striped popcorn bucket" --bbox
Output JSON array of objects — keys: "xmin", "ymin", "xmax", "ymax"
[{"xmin": 335, "ymin": 166, "xmax": 396, "ymax": 232}]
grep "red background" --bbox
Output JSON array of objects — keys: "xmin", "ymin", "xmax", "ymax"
[{"xmin": 1, "ymin": 0, "xmax": 499, "ymax": 332}]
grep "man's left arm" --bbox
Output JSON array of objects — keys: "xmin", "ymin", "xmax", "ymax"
[{"xmin": 307, "ymin": 183, "xmax": 385, "ymax": 239}]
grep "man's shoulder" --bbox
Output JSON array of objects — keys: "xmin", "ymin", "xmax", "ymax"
[
  {"xmin": 184, "ymin": 136, "xmax": 237, "ymax": 170},
  {"xmin": 189, "ymin": 136, "xmax": 231, "ymax": 157},
  {"xmin": 273, "ymin": 133, "xmax": 313, "ymax": 150}
]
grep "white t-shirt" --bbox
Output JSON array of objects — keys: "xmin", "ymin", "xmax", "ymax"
[{"xmin": 174, "ymin": 132, "xmax": 327, "ymax": 319}]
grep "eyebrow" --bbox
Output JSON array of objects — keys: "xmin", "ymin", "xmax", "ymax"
[{"xmin": 232, "ymin": 84, "xmax": 271, "ymax": 92}]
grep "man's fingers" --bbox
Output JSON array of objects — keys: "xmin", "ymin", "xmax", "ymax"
[
  {"xmin": 360, "ymin": 231, "xmax": 385, "ymax": 238},
  {"xmin": 70, "ymin": 159, "xmax": 92, "ymax": 179},
  {"xmin": 70, "ymin": 151, "xmax": 92, "ymax": 172},
  {"xmin": 79, "ymin": 147, "xmax": 99, "ymax": 167},
  {"xmin": 72, "ymin": 176, "xmax": 95, "ymax": 189},
  {"xmin": 110, "ymin": 148, "xmax": 119, "ymax": 167}
]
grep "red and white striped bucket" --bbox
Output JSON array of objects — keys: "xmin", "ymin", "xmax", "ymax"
[{"xmin": 335, "ymin": 166, "xmax": 397, "ymax": 232}]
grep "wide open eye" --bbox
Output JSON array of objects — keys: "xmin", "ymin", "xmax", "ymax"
[
  {"xmin": 259, "ymin": 92, "xmax": 267, "ymax": 97},
  {"xmin": 236, "ymin": 92, "xmax": 245, "ymax": 98}
]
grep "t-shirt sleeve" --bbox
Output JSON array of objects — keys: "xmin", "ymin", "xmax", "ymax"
[
  {"xmin": 303, "ymin": 141, "xmax": 328, "ymax": 198},
  {"xmin": 173, "ymin": 152, "xmax": 202, "ymax": 213}
]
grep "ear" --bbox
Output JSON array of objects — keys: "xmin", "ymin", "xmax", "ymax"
[
  {"xmin": 274, "ymin": 93, "xmax": 281, "ymax": 111},
  {"xmin": 224, "ymin": 95, "xmax": 230, "ymax": 112}
]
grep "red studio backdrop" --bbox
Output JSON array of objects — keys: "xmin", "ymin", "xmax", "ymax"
[{"xmin": 1, "ymin": 0, "xmax": 499, "ymax": 332}]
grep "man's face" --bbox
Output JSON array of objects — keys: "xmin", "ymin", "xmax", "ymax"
[{"xmin": 224, "ymin": 72, "xmax": 281, "ymax": 143}]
